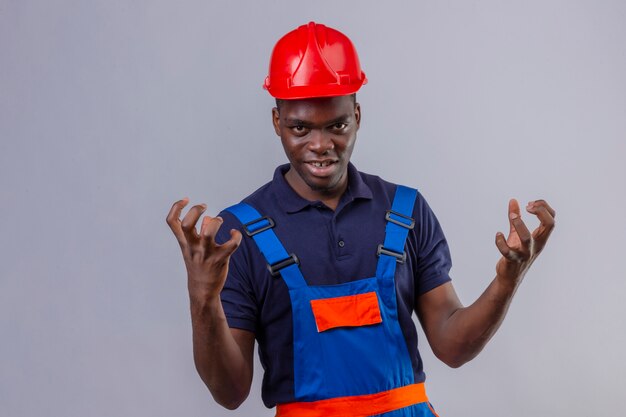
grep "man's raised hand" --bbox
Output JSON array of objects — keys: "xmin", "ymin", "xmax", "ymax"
[
  {"xmin": 166, "ymin": 198, "xmax": 242, "ymax": 302},
  {"xmin": 495, "ymin": 199, "xmax": 556, "ymax": 286}
]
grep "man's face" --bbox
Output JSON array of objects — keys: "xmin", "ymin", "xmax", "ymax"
[{"xmin": 272, "ymin": 95, "xmax": 361, "ymax": 199}]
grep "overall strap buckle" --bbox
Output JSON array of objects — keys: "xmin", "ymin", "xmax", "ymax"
[
  {"xmin": 242, "ymin": 216, "xmax": 275, "ymax": 237},
  {"xmin": 377, "ymin": 244, "xmax": 407, "ymax": 264},
  {"xmin": 268, "ymin": 253, "xmax": 300, "ymax": 277},
  {"xmin": 385, "ymin": 210, "xmax": 415, "ymax": 230}
]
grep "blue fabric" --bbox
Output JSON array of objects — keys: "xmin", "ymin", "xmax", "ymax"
[
  {"xmin": 226, "ymin": 185, "xmax": 418, "ymax": 402},
  {"xmin": 216, "ymin": 163, "xmax": 452, "ymax": 408}
]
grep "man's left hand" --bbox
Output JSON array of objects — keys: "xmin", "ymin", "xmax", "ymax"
[{"xmin": 495, "ymin": 199, "xmax": 556, "ymax": 286}]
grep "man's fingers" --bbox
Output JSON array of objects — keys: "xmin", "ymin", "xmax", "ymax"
[
  {"xmin": 507, "ymin": 198, "xmax": 531, "ymax": 257},
  {"xmin": 166, "ymin": 197, "xmax": 190, "ymax": 242},
  {"xmin": 219, "ymin": 229, "xmax": 243, "ymax": 257},
  {"xmin": 509, "ymin": 211, "xmax": 532, "ymax": 254},
  {"xmin": 527, "ymin": 203, "xmax": 556, "ymax": 245},
  {"xmin": 200, "ymin": 216, "xmax": 224, "ymax": 243},
  {"xmin": 527, "ymin": 199, "xmax": 556, "ymax": 219},
  {"xmin": 181, "ymin": 203, "xmax": 207, "ymax": 240},
  {"xmin": 507, "ymin": 199, "xmax": 522, "ymax": 233},
  {"xmin": 495, "ymin": 232, "xmax": 516, "ymax": 260}
]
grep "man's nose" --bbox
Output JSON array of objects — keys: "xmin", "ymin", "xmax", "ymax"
[{"xmin": 307, "ymin": 130, "xmax": 334, "ymax": 154}]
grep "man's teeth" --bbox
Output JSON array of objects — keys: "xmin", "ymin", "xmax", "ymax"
[{"xmin": 311, "ymin": 161, "xmax": 332, "ymax": 167}]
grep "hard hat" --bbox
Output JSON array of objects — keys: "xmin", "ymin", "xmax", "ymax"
[{"xmin": 264, "ymin": 22, "xmax": 367, "ymax": 99}]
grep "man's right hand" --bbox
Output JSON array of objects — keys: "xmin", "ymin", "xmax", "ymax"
[{"xmin": 166, "ymin": 198, "xmax": 243, "ymax": 302}]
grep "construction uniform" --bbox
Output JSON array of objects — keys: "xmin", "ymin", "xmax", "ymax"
[{"xmin": 216, "ymin": 163, "xmax": 452, "ymax": 416}]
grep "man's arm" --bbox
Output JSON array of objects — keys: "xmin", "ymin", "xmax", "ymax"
[
  {"xmin": 190, "ymin": 301, "xmax": 255, "ymax": 409},
  {"xmin": 416, "ymin": 199, "xmax": 555, "ymax": 368},
  {"xmin": 166, "ymin": 198, "xmax": 253, "ymax": 409}
]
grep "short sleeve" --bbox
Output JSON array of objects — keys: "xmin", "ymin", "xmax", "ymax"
[
  {"xmin": 412, "ymin": 192, "xmax": 453, "ymax": 296},
  {"xmin": 215, "ymin": 211, "xmax": 259, "ymax": 333}
]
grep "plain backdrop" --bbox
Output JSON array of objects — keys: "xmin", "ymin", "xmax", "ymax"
[{"xmin": 1, "ymin": 1, "xmax": 625, "ymax": 416}]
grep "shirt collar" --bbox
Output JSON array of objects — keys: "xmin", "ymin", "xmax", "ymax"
[{"xmin": 271, "ymin": 162, "xmax": 373, "ymax": 214}]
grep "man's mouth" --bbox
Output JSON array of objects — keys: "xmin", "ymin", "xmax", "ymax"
[
  {"xmin": 304, "ymin": 160, "xmax": 339, "ymax": 177},
  {"xmin": 306, "ymin": 160, "xmax": 336, "ymax": 168}
]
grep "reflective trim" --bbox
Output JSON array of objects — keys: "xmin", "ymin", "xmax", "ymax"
[{"xmin": 276, "ymin": 383, "xmax": 428, "ymax": 417}]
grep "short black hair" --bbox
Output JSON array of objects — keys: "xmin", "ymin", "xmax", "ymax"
[{"xmin": 275, "ymin": 93, "xmax": 357, "ymax": 112}]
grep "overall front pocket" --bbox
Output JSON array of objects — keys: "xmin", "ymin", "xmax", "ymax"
[{"xmin": 310, "ymin": 291, "xmax": 383, "ymax": 332}]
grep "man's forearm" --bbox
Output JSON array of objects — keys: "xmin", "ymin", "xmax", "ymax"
[
  {"xmin": 438, "ymin": 275, "xmax": 520, "ymax": 368},
  {"xmin": 190, "ymin": 296, "xmax": 253, "ymax": 410}
]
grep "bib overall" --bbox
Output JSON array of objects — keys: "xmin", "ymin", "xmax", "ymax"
[{"xmin": 226, "ymin": 186, "xmax": 439, "ymax": 417}]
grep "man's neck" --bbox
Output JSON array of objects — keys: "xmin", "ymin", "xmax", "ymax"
[{"xmin": 284, "ymin": 168, "xmax": 348, "ymax": 211}]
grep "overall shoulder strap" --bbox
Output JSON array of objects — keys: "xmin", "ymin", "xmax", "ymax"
[
  {"xmin": 375, "ymin": 185, "xmax": 418, "ymax": 280},
  {"xmin": 225, "ymin": 203, "xmax": 307, "ymax": 290}
]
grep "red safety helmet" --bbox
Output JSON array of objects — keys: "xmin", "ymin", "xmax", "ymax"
[{"xmin": 264, "ymin": 22, "xmax": 367, "ymax": 99}]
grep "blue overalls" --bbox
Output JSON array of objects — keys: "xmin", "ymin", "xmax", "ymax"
[{"xmin": 226, "ymin": 186, "xmax": 439, "ymax": 417}]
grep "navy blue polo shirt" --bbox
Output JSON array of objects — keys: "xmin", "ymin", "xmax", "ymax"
[{"xmin": 216, "ymin": 163, "xmax": 452, "ymax": 408}]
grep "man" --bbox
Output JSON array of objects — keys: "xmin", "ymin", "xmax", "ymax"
[{"xmin": 166, "ymin": 22, "xmax": 555, "ymax": 417}]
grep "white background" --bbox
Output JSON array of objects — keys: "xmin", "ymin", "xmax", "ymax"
[{"xmin": 1, "ymin": 1, "xmax": 625, "ymax": 416}]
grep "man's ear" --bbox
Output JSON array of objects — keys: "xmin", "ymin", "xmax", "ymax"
[
  {"xmin": 354, "ymin": 102, "xmax": 361, "ymax": 130},
  {"xmin": 272, "ymin": 107, "xmax": 281, "ymax": 136}
]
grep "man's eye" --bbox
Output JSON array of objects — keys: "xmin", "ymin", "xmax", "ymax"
[
  {"xmin": 291, "ymin": 125, "xmax": 307, "ymax": 133},
  {"xmin": 333, "ymin": 123, "xmax": 347, "ymax": 130}
]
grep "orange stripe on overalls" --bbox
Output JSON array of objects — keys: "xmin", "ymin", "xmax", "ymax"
[{"xmin": 276, "ymin": 383, "xmax": 429, "ymax": 417}]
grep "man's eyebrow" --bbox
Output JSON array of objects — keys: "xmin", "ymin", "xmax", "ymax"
[
  {"xmin": 283, "ymin": 115, "xmax": 351, "ymax": 126},
  {"xmin": 325, "ymin": 115, "xmax": 351, "ymax": 125},
  {"xmin": 284, "ymin": 118, "xmax": 311, "ymax": 126}
]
